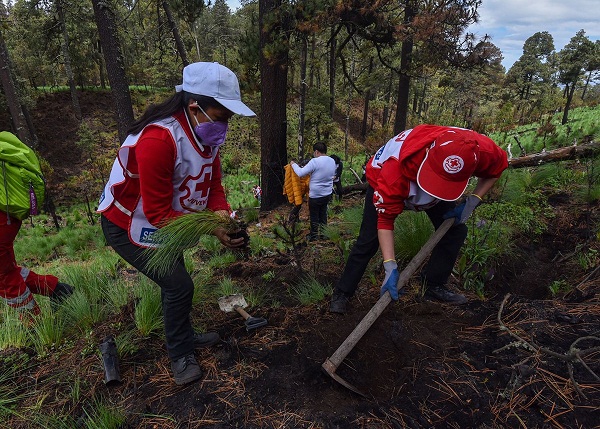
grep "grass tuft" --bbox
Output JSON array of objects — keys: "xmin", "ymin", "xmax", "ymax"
[
  {"xmin": 134, "ymin": 278, "xmax": 163, "ymax": 337},
  {"xmin": 293, "ymin": 275, "xmax": 330, "ymax": 305}
]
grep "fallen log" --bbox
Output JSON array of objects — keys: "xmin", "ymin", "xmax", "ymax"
[
  {"xmin": 508, "ymin": 141, "xmax": 599, "ymax": 168},
  {"xmin": 341, "ymin": 182, "xmax": 367, "ymax": 194}
]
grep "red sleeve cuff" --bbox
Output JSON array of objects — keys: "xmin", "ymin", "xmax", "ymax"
[{"xmin": 377, "ymin": 214, "xmax": 395, "ymax": 230}]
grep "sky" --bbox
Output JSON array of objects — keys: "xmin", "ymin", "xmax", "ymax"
[
  {"xmin": 468, "ymin": 0, "xmax": 600, "ymax": 70},
  {"xmin": 226, "ymin": 0, "xmax": 600, "ymax": 71}
]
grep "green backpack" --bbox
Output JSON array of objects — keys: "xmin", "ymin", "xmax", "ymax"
[{"xmin": 0, "ymin": 131, "xmax": 46, "ymax": 221}]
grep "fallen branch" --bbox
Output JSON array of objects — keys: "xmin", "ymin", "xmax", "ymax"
[
  {"xmin": 496, "ymin": 293, "xmax": 600, "ymax": 398},
  {"xmin": 348, "ymin": 167, "xmax": 364, "ymax": 184}
]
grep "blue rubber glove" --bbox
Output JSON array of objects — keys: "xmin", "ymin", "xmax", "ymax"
[
  {"xmin": 381, "ymin": 260, "xmax": 400, "ymax": 300},
  {"xmin": 442, "ymin": 195, "xmax": 482, "ymax": 225}
]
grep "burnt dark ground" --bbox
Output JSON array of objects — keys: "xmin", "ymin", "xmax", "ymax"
[
  {"xmin": 6, "ymin": 195, "xmax": 598, "ymax": 429},
  {"xmin": 2, "ymin": 92, "xmax": 599, "ymax": 428}
]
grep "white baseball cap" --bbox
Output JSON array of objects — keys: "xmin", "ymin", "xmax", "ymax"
[{"xmin": 175, "ymin": 62, "xmax": 256, "ymax": 117}]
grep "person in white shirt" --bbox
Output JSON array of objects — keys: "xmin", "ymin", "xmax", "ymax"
[{"xmin": 291, "ymin": 142, "xmax": 337, "ymax": 241}]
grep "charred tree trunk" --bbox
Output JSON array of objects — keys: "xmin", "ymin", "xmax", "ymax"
[{"xmin": 259, "ymin": 0, "xmax": 289, "ymax": 211}]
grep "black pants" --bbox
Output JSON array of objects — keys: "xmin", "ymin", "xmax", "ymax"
[
  {"xmin": 101, "ymin": 216, "xmax": 195, "ymax": 360},
  {"xmin": 335, "ymin": 185, "xmax": 467, "ymax": 296},
  {"xmin": 308, "ymin": 194, "xmax": 331, "ymax": 240},
  {"xmin": 333, "ymin": 180, "xmax": 343, "ymax": 200}
]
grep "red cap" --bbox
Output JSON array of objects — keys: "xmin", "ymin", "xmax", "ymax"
[{"xmin": 417, "ymin": 129, "xmax": 480, "ymax": 201}]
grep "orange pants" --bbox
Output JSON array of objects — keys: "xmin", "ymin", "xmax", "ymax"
[{"xmin": 0, "ymin": 212, "xmax": 58, "ymax": 314}]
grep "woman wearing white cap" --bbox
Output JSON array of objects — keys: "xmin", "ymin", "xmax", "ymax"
[{"xmin": 98, "ymin": 62, "xmax": 255, "ymax": 385}]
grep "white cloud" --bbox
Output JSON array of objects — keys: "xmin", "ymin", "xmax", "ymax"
[{"xmin": 469, "ymin": 0, "xmax": 600, "ymax": 69}]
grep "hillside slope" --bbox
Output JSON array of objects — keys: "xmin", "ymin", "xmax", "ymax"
[{"xmin": 2, "ymin": 91, "xmax": 599, "ymax": 428}]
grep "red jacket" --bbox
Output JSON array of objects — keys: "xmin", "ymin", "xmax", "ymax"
[{"xmin": 366, "ymin": 125, "xmax": 508, "ymax": 230}]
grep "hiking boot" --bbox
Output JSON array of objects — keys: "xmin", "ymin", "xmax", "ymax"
[
  {"xmin": 329, "ymin": 290, "xmax": 350, "ymax": 314},
  {"xmin": 171, "ymin": 353, "xmax": 202, "ymax": 385},
  {"xmin": 193, "ymin": 331, "xmax": 221, "ymax": 348},
  {"xmin": 424, "ymin": 286, "xmax": 467, "ymax": 305}
]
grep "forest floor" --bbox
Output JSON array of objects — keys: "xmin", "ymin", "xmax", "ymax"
[{"xmin": 3, "ymin": 92, "xmax": 600, "ymax": 428}]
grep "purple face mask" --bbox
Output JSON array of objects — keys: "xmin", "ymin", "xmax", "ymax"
[{"xmin": 193, "ymin": 106, "xmax": 229, "ymax": 147}]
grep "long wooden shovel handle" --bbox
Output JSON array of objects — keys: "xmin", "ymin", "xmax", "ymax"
[{"xmin": 326, "ymin": 218, "xmax": 454, "ymax": 369}]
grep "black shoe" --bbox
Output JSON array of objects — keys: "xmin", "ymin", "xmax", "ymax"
[
  {"xmin": 329, "ymin": 290, "xmax": 350, "ymax": 314},
  {"xmin": 171, "ymin": 353, "xmax": 202, "ymax": 385},
  {"xmin": 193, "ymin": 331, "xmax": 220, "ymax": 348},
  {"xmin": 50, "ymin": 282, "xmax": 74, "ymax": 306},
  {"xmin": 424, "ymin": 286, "xmax": 467, "ymax": 305}
]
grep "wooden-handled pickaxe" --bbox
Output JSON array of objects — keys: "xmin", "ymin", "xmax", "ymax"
[{"xmin": 321, "ymin": 218, "xmax": 454, "ymax": 396}]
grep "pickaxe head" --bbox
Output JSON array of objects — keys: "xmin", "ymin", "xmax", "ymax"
[{"xmin": 321, "ymin": 358, "xmax": 367, "ymax": 397}]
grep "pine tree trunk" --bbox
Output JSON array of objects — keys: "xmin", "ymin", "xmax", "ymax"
[
  {"xmin": 57, "ymin": 0, "xmax": 82, "ymax": 120},
  {"xmin": 162, "ymin": 0, "xmax": 188, "ymax": 66},
  {"xmin": 562, "ymin": 83, "xmax": 576, "ymax": 125},
  {"xmin": 581, "ymin": 71, "xmax": 592, "ymax": 101},
  {"xmin": 328, "ymin": 26, "xmax": 337, "ymax": 119},
  {"xmin": 394, "ymin": 1, "xmax": 416, "ymax": 134},
  {"xmin": 382, "ymin": 68, "xmax": 393, "ymax": 126},
  {"xmin": 361, "ymin": 57, "xmax": 373, "ymax": 140},
  {"xmin": 0, "ymin": 30, "xmax": 36, "ymax": 147},
  {"xmin": 298, "ymin": 34, "xmax": 308, "ymax": 159},
  {"xmin": 91, "ymin": 0, "xmax": 135, "ymax": 142},
  {"xmin": 259, "ymin": 0, "xmax": 288, "ymax": 211}
]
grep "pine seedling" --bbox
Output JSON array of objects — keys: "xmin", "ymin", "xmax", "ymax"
[{"xmin": 144, "ymin": 211, "xmax": 239, "ymax": 276}]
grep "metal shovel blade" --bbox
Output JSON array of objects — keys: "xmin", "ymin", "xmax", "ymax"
[
  {"xmin": 218, "ymin": 294, "xmax": 268, "ymax": 331},
  {"xmin": 217, "ymin": 294, "xmax": 248, "ymax": 312}
]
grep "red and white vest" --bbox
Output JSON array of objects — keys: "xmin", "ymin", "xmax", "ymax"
[{"xmin": 98, "ymin": 117, "xmax": 219, "ymax": 247}]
